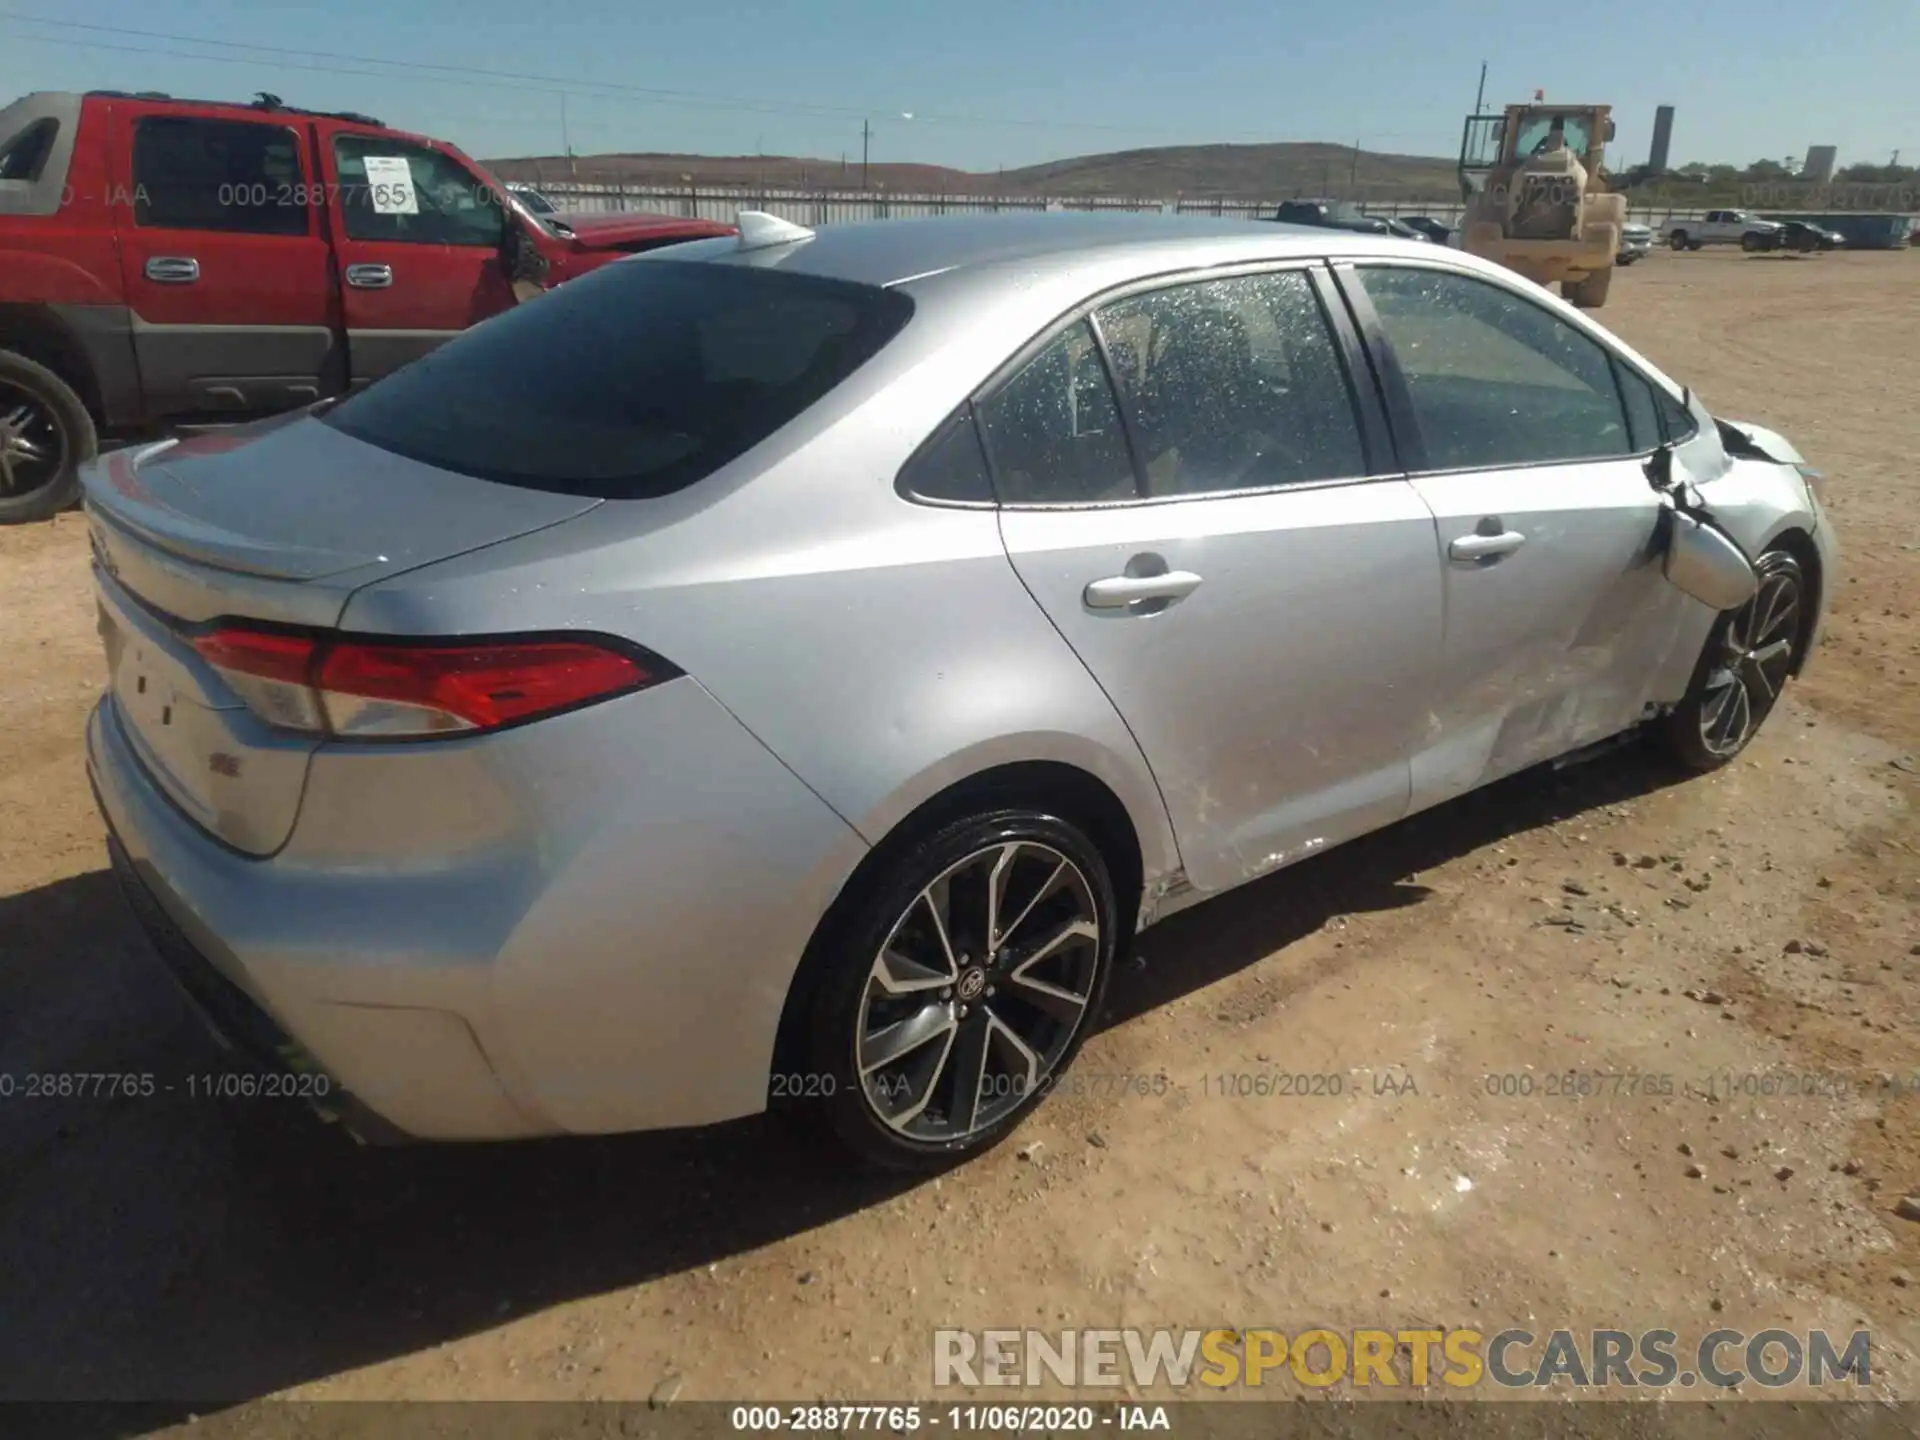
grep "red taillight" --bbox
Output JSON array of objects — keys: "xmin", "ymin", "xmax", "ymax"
[
  {"xmin": 191, "ymin": 627, "xmax": 319, "ymax": 686},
  {"xmin": 190, "ymin": 625, "xmax": 671, "ymax": 740},
  {"xmin": 317, "ymin": 640, "xmax": 652, "ymax": 735}
]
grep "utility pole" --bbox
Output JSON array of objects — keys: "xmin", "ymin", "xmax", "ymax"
[
  {"xmin": 862, "ymin": 119, "xmax": 871, "ymax": 189},
  {"xmin": 561, "ymin": 95, "xmax": 576, "ymax": 180},
  {"xmin": 1349, "ymin": 136, "xmax": 1360, "ymax": 196},
  {"xmin": 1474, "ymin": 60, "xmax": 1487, "ymax": 113}
]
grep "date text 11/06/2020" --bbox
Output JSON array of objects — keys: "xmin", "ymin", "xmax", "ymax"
[{"xmin": 730, "ymin": 1406, "xmax": 1173, "ymax": 1432}]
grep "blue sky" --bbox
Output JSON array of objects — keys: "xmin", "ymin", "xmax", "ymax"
[{"xmin": 2, "ymin": 0, "xmax": 1914, "ymax": 172}]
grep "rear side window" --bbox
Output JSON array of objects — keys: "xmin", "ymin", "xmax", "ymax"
[
  {"xmin": 900, "ymin": 406, "xmax": 995, "ymax": 504},
  {"xmin": 1095, "ymin": 271, "xmax": 1366, "ymax": 497},
  {"xmin": 0, "ymin": 118, "xmax": 57, "ymax": 182},
  {"xmin": 323, "ymin": 260, "xmax": 913, "ymax": 497},
  {"xmin": 133, "ymin": 117, "xmax": 307, "ymax": 236}
]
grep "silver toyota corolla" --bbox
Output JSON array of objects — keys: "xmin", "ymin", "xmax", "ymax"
[{"xmin": 83, "ymin": 212, "xmax": 1835, "ymax": 1169}]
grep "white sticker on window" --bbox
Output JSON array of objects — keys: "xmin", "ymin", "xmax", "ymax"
[{"xmin": 361, "ymin": 155, "xmax": 418, "ymax": 215}]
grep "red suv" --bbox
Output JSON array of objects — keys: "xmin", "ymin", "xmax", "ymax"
[{"xmin": 0, "ymin": 90, "xmax": 735, "ymax": 521}]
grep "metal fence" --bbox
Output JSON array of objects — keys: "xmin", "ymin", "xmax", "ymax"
[{"xmin": 528, "ymin": 182, "xmax": 1753, "ymax": 231}]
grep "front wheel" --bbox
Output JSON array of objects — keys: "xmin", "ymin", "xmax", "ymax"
[
  {"xmin": 1564, "ymin": 268, "xmax": 1613, "ymax": 308},
  {"xmin": 0, "ymin": 350, "xmax": 96, "ymax": 524},
  {"xmin": 800, "ymin": 810, "xmax": 1119, "ymax": 1171},
  {"xmin": 1663, "ymin": 550, "xmax": 1805, "ymax": 771}
]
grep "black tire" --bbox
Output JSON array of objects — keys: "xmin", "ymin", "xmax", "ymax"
[
  {"xmin": 1740, "ymin": 231, "xmax": 1762, "ymax": 252},
  {"xmin": 1669, "ymin": 231, "xmax": 1689, "ymax": 250},
  {"xmin": 798, "ymin": 808, "xmax": 1119, "ymax": 1171},
  {"xmin": 0, "ymin": 349, "xmax": 95, "ymax": 524},
  {"xmin": 1564, "ymin": 268, "xmax": 1613, "ymax": 308},
  {"xmin": 1663, "ymin": 550, "xmax": 1805, "ymax": 772}
]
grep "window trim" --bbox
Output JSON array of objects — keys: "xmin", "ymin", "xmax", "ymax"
[
  {"xmin": 130, "ymin": 114, "xmax": 311, "ymax": 238},
  {"xmin": 908, "ymin": 258, "xmax": 1399, "ymax": 513},
  {"xmin": 1336, "ymin": 257, "xmax": 1688, "ymax": 480}
]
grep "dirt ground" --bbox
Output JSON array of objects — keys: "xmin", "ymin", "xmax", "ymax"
[{"xmin": 2, "ymin": 248, "xmax": 1918, "ymax": 1424}]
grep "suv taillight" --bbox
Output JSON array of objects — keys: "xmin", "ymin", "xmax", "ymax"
[{"xmin": 190, "ymin": 626, "xmax": 676, "ymax": 740}]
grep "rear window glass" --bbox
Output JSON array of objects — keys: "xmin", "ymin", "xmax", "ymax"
[{"xmin": 323, "ymin": 260, "xmax": 914, "ymax": 497}]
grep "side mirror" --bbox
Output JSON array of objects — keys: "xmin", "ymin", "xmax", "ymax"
[
  {"xmin": 1643, "ymin": 443, "xmax": 1675, "ymax": 493},
  {"xmin": 1664, "ymin": 509, "xmax": 1758, "ymax": 610}
]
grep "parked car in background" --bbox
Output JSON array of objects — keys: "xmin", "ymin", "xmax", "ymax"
[
  {"xmin": 0, "ymin": 89, "xmax": 736, "ymax": 521},
  {"xmin": 83, "ymin": 211, "xmax": 1834, "ymax": 1170},
  {"xmin": 1771, "ymin": 219, "xmax": 1842, "ymax": 252},
  {"xmin": 1268, "ymin": 199, "xmax": 1392, "ymax": 235},
  {"xmin": 1368, "ymin": 214, "xmax": 1433, "ymax": 242},
  {"xmin": 1617, "ymin": 221, "xmax": 1653, "ymax": 265},
  {"xmin": 1398, "ymin": 215, "xmax": 1453, "ymax": 245},
  {"xmin": 1664, "ymin": 209, "xmax": 1784, "ymax": 252}
]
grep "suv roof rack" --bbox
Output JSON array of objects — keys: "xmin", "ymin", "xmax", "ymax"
[{"xmin": 84, "ymin": 90, "xmax": 386, "ymax": 127}]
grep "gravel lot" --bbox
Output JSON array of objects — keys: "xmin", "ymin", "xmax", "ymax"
[{"xmin": 1, "ymin": 247, "xmax": 1917, "ymax": 1427}]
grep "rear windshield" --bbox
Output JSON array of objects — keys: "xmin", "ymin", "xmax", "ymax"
[{"xmin": 323, "ymin": 260, "xmax": 913, "ymax": 497}]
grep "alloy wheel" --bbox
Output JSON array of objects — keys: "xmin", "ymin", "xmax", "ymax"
[
  {"xmin": 1698, "ymin": 563, "xmax": 1801, "ymax": 757},
  {"xmin": 854, "ymin": 840, "xmax": 1100, "ymax": 1143},
  {"xmin": 0, "ymin": 383, "xmax": 66, "ymax": 500}
]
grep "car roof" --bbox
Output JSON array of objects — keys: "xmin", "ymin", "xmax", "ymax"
[{"xmin": 653, "ymin": 210, "xmax": 1417, "ymax": 289}]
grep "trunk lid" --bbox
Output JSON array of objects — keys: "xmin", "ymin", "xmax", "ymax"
[{"xmin": 82, "ymin": 411, "xmax": 600, "ymax": 854}]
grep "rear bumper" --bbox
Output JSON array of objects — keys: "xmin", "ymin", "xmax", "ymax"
[{"xmin": 86, "ymin": 677, "xmax": 868, "ymax": 1141}]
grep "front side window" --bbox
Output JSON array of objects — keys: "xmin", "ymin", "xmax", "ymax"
[
  {"xmin": 333, "ymin": 136, "xmax": 503, "ymax": 247},
  {"xmin": 1096, "ymin": 270, "xmax": 1366, "ymax": 498},
  {"xmin": 132, "ymin": 117, "xmax": 307, "ymax": 235},
  {"xmin": 977, "ymin": 321, "xmax": 1135, "ymax": 506},
  {"xmin": 1359, "ymin": 266, "xmax": 1630, "ymax": 470},
  {"xmin": 324, "ymin": 260, "xmax": 912, "ymax": 497}
]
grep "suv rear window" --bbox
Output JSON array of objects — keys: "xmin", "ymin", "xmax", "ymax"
[{"xmin": 323, "ymin": 260, "xmax": 913, "ymax": 497}]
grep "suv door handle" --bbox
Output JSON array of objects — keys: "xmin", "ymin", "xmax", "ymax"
[
  {"xmin": 1449, "ymin": 528, "xmax": 1528, "ymax": 562},
  {"xmin": 1083, "ymin": 571, "xmax": 1204, "ymax": 608},
  {"xmin": 144, "ymin": 256, "xmax": 199, "ymax": 284},
  {"xmin": 345, "ymin": 263, "xmax": 394, "ymax": 289}
]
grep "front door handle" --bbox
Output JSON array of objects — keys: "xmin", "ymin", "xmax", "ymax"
[
  {"xmin": 345, "ymin": 263, "xmax": 394, "ymax": 290},
  {"xmin": 1449, "ymin": 528, "xmax": 1528, "ymax": 562},
  {"xmin": 1083, "ymin": 571, "xmax": 1204, "ymax": 608},
  {"xmin": 144, "ymin": 256, "xmax": 199, "ymax": 284}
]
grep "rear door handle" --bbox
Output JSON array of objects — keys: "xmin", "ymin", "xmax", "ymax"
[
  {"xmin": 144, "ymin": 256, "xmax": 199, "ymax": 284},
  {"xmin": 1449, "ymin": 529, "xmax": 1528, "ymax": 562},
  {"xmin": 345, "ymin": 263, "xmax": 394, "ymax": 290},
  {"xmin": 1083, "ymin": 571, "xmax": 1204, "ymax": 608}
]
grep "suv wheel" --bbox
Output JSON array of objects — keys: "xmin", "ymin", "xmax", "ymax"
[
  {"xmin": 1669, "ymin": 231, "xmax": 1690, "ymax": 250},
  {"xmin": 800, "ymin": 809, "xmax": 1119, "ymax": 1171},
  {"xmin": 0, "ymin": 350, "xmax": 96, "ymax": 525}
]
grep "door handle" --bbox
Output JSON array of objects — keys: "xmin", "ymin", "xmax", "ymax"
[
  {"xmin": 1083, "ymin": 571, "xmax": 1204, "ymax": 608},
  {"xmin": 345, "ymin": 263, "xmax": 394, "ymax": 290},
  {"xmin": 144, "ymin": 256, "xmax": 199, "ymax": 284},
  {"xmin": 1449, "ymin": 528, "xmax": 1528, "ymax": 562}
]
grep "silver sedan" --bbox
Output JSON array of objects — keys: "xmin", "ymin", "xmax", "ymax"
[{"xmin": 82, "ymin": 211, "xmax": 1834, "ymax": 1169}]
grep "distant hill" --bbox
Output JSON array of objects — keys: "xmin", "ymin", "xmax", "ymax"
[{"xmin": 482, "ymin": 140, "xmax": 1463, "ymax": 200}]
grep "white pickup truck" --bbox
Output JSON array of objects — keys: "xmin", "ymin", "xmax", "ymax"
[{"xmin": 1664, "ymin": 209, "xmax": 1785, "ymax": 251}]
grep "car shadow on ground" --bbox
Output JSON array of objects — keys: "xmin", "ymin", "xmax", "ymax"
[{"xmin": 0, "ymin": 741, "xmax": 1693, "ymax": 1418}]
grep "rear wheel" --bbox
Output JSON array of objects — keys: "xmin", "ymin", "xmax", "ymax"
[
  {"xmin": 800, "ymin": 809, "xmax": 1118, "ymax": 1171},
  {"xmin": 0, "ymin": 350, "xmax": 96, "ymax": 525},
  {"xmin": 1564, "ymin": 268, "xmax": 1613, "ymax": 308},
  {"xmin": 1669, "ymin": 231, "xmax": 1690, "ymax": 250},
  {"xmin": 1663, "ymin": 550, "xmax": 1804, "ymax": 771}
]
